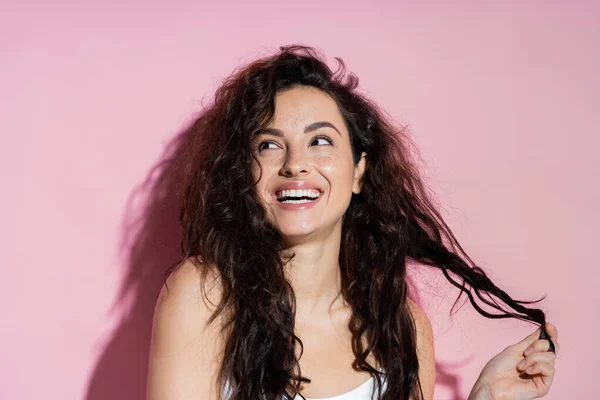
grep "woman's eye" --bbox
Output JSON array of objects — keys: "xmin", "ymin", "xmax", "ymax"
[
  {"xmin": 257, "ymin": 141, "xmax": 279, "ymax": 151},
  {"xmin": 312, "ymin": 135, "xmax": 333, "ymax": 146},
  {"xmin": 256, "ymin": 136, "xmax": 332, "ymax": 152}
]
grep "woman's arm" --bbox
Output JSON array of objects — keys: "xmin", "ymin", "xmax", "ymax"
[
  {"xmin": 146, "ymin": 260, "xmax": 224, "ymax": 400},
  {"xmin": 407, "ymin": 298, "xmax": 436, "ymax": 399}
]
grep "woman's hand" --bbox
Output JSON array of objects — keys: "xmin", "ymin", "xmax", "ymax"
[{"xmin": 468, "ymin": 322, "xmax": 559, "ymax": 400}]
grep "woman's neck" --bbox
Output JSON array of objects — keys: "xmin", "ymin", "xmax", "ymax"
[{"xmin": 281, "ymin": 229, "xmax": 346, "ymax": 323}]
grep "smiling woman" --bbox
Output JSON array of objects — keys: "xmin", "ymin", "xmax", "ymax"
[
  {"xmin": 146, "ymin": 45, "xmax": 558, "ymax": 400},
  {"xmin": 251, "ymin": 86, "xmax": 366, "ymax": 242}
]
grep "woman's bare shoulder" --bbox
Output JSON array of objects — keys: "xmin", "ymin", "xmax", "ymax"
[
  {"xmin": 158, "ymin": 257, "xmax": 224, "ymax": 315},
  {"xmin": 147, "ymin": 258, "xmax": 226, "ymax": 400}
]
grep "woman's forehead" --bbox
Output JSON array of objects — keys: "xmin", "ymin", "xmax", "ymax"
[{"xmin": 270, "ymin": 86, "xmax": 345, "ymax": 129}]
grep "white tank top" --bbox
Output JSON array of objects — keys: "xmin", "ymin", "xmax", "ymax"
[
  {"xmin": 222, "ymin": 370, "xmax": 387, "ymax": 400},
  {"xmin": 294, "ymin": 372, "xmax": 387, "ymax": 400}
]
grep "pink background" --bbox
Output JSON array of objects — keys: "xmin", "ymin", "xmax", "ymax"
[{"xmin": 2, "ymin": 1, "xmax": 598, "ymax": 399}]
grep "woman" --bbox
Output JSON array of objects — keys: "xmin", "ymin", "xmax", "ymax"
[{"xmin": 146, "ymin": 45, "xmax": 559, "ymax": 400}]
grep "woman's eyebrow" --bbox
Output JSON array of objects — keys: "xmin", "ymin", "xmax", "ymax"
[
  {"xmin": 305, "ymin": 121, "xmax": 341, "ymax": 136},
  {"xmin": 254, "ymin": 121, "xmax": 341, "ymax": 137}
]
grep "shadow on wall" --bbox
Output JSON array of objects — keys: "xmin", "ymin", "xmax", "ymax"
[{"xmin": 84, "ymin": 122, "xmax": 467, "ymax": 400}]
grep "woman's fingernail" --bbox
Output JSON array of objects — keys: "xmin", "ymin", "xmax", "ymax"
[
  {"xmin": 524, "ymin": 347, "xmax": 533, "ymax": 356},
  {"xmin": 518, "ymin": 360, "xmax": 526, "ymax": 369}
]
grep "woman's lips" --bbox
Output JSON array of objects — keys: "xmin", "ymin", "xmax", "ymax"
[{"xmin": 274, "ymin": 194, "xmax": 322, "ymax": 211}]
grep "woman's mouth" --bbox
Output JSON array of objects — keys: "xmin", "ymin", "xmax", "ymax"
[
  {"xmin": 274, "ymin": 189, "xmax": 323, "ymax": 210},
  {"xmin": 275, "ymin": 189, "xmax": 322, "ymax": 203}
]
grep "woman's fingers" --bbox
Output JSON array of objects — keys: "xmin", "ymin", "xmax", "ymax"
[
  {"xmin": 517, "ymin": 350, "xmax": 556, "ymax": 371},
  {"xmin": 513, "ymin": 327, "xmax": 542, "ymax": 352},
  {"xmin": 523, "ymin": 361, "xmax": 554, "ymax": 377},
  {"xmin": 512, "ymin": 323, "xmax": 559, "ymax": 357},
  {"xmin": 526, "ymin": 362, "xmax": 555, "ymax": 398},
  {"xmin": 523, "ymin": 339, "xmax": 552, "ymax": 356}
]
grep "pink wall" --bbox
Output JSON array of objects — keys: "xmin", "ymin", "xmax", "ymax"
[{"xmin": 2, "ymin": 1, "xmax": 597, "ymax": 399}]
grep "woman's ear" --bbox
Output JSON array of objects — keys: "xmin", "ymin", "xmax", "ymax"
[{"xmin": 352, "ymin": 152, "xmax": 367, "ymax": 194}]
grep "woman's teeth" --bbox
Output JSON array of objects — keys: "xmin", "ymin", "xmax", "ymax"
[
  {"xmin": 282, "ymin": 199, "xmax": 314, "ymax": 204},
  {"xmin": 276, "ymin": 189, "xmax": 321, "ymax": 203}
]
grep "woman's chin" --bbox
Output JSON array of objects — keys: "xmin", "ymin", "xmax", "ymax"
[
  {"xmin": 276, "ymin": 227, "xmax": 320, "ymax": 243},
  {"xmin": 278, "ymin": 229, "xmax": 316, "ymax": 239},
  {"xmin": 272, "ymin": 218, "xmax": 341, "ymax": 243}
]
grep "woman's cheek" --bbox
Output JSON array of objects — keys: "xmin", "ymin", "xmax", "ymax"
[
  {"xmin": 316, "ymin": 156, "xmax": 354, "ymax": 184},
  {"xmin": 315, "ymin": 154, "xmax": 337, "ymax": 170}
]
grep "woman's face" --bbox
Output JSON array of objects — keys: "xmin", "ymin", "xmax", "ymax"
[{"xmin": 251, "ymin": 85, "xmax": 366, "ymax": 243}]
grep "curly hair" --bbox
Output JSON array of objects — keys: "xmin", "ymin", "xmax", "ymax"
[{"xmin": 164, "ymin": 44, "xmax": 553, "ymax": 400}]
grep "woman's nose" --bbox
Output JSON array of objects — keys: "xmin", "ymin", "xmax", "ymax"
[{"xmin": 279, "ymin": 149, "xmax": 311, "ymax": 177}]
